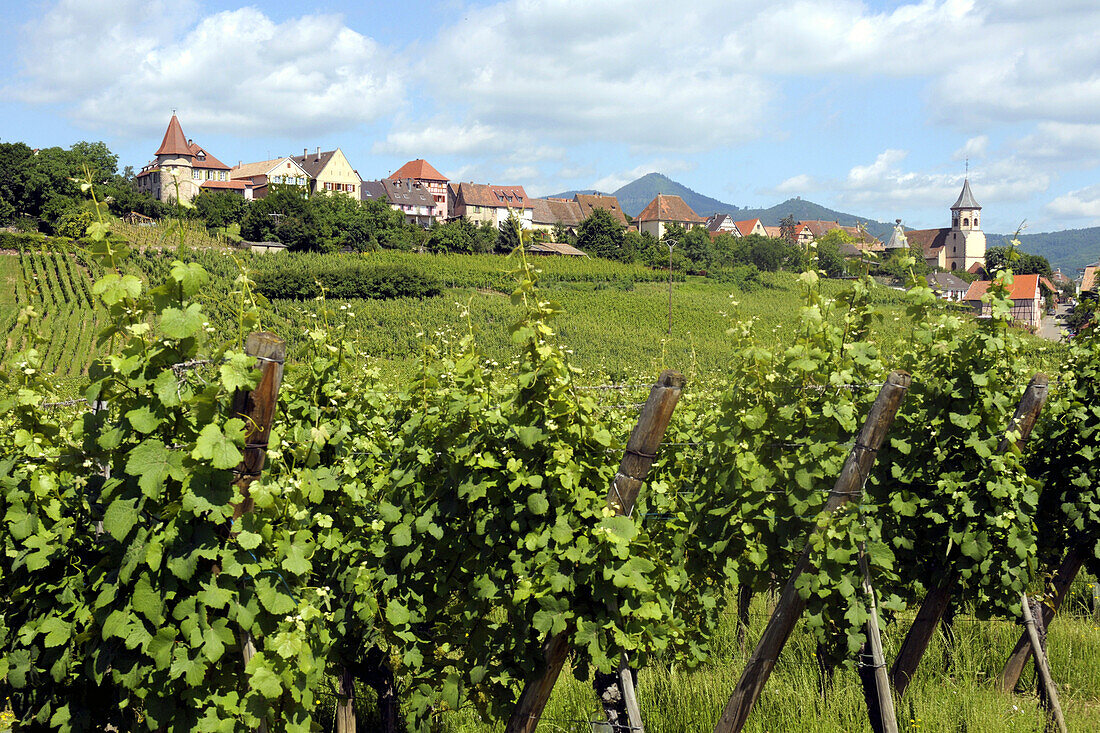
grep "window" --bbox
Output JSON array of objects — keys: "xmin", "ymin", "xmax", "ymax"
[
  {"xmin": 325, "ymin": 182, "xmax": 333, "ymax": 190},
  {"xmin": 297, "ymin": 176, "xmax": 305, "ymax": 185},
  {"xmin": 272, "ymin": 175, "xmax": 282, "ymax": 184},
  {"xmin": 193, "ymin": 170, "xmax": 201, "ymax": 180},
  {"xmin": 963, "ymin": 218, "xmax": 969, "ymax": 227},
  {"xmin": 219, "ymin": 171, "xmax": 227, "ymax": 181}
]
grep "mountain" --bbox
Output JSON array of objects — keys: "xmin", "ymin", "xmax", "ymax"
[
  {"xmin": 548, "ymin": 172, "xmax": 894, "ymax": 238},
  {"xmin": 548, "ymin": 173, "xmax": 1098, "ymax": 269},
  {"xmin": 1007, "ymin": 227, "xmax": 1100, "ymax": 275}
]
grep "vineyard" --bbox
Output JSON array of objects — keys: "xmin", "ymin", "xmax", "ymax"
[
  {"xmin": 1, "ymin": 217, "xmax": 1098, "ymax": 733},
  {"xmin": 0, "ymin": 235, "xmax": 1054, "ymax": 389}
]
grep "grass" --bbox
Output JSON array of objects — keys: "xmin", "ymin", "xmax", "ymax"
[{"xmin": 409, "ymin": 577, "xmax": 1098, "ymax": 732}]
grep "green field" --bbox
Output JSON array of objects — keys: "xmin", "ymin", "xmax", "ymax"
[{"xmin": 0, "ymin": 243, "xmax": 1062, "ymax": 390}]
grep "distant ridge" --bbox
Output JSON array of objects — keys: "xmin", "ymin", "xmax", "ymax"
[
  {"xmin": 548, "ymin": 172, "xmax": 894, "ymax": 238},
  {"xmin": 548, "ymin": 173, "xmax": 1100, "ymax": 270}
]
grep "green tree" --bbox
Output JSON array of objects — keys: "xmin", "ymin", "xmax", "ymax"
[
  {"xmin": 576, "ymin": 208, "xmax": 625, "ymax": 259},
  {"xmin": 192, "ymin": 191, "xmax": 247, "ymax": 230},
  {"xmin": 498, "ymin": 210, "xmax": 523, "ymax": 252},
  {"xmin": 780, "ymin": 213, "xmax": 796, "ymax": 244},
  {"xmin": 54, "ymin": 206, "xmax": 93, "ymax": 238}
]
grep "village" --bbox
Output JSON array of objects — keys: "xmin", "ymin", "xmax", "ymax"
[{"xmin": 132, "ymin": 113, "xmax": 1077, "ymax": 334}]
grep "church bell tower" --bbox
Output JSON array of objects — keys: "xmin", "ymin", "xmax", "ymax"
[{"xmin": 946, "ymin": 176, "xmax": 985, "ymax": 272}]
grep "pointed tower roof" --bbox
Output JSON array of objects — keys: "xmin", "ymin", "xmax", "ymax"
[
  {"xmin": 951, "ymin": 178, "xmax": 981, "ymax": 210},
  {"xmin": 155, "ymin": 115, "xmax": 192, "ymax": 156},
  {"xmin": 390, "ymin": 159, "xmax": 447, "ymax": 182}
]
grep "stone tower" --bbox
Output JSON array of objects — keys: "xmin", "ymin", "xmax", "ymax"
[
  {"xmin": 151, "ymin": 114, "xmax": 200, "ymax": 203},
  {"xmin": 945, "ymin": 178, "xmax": 985, "ymax": 272}
]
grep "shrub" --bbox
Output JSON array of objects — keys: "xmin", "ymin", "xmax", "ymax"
[
  {"xmin": 253, "ymin": 258, "xmax": 442, "ymax": 300},
  {"xmin": 712, "ymin": 263, "xmax": 764, "ymax": 291},
  {"xmin": 55, "ymin": 207, "xmax": 94, "ymax": 239}
]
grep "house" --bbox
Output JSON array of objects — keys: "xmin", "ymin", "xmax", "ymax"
[
  {"xmin": 635, "ymin": 194, "xmax": 705, "ymax": 238},
  {"xmin": 905, "ymin": 179, "xmax": 986, "ymax": 272},
  {"xmin": 926, "ymin": 272, "xmax": 970, "ymax": 301},
  {"xmin": 136, "ymin": 115, "xmax": 249, "ymax": 203},
  {"xmin": 962, "ymin": 274, "xmax": 1056, "ymax": 330},
  {"xmin": 763, "ymin": 225, "xmax": 782, "ymax": 238},
  {"xmin": 1081, "ymin": 264, "xmax": 1099, "ymax": 293},
  {"xmin": 735, "ymin": 218, "xmax": 767, "ymax": 237},
  {"xmin": 530, "ymin": 198, "xmax": 584, "ymax": 233},
  {"xmin": 389, "ymin": 159, "xmax": 449, "ymax": 219},
  {"xmin": 574, "ymin": 194, "xmax": 629, "ymax": 226},
  {"xmin": 362, "ymin": 179, "xmax": 439, "ymax": 227},
  {"xmin": 449, "ymin": 182, "xmax": 534, "ymax": 229},
  {"xmin": 801, "ymin": 219, "xmax": 884, "ymax": 251},
  {"xmin": 707, "ymin": 213, "xmax": 741, "ymax": 235},
  {"xmin": 289, "ymin": 148, "xmax": 362, "ymax": 199},
  {"xmin": 230, "ymin": 157, "xmax": 311, "ymax": 199}
]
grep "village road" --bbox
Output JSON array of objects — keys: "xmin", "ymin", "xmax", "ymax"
[{"xmin": 1039, "ymin": 303, "xmax": 1069, "ymax": 342}]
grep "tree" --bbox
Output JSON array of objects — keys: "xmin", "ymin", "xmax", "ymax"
[
  {"xmin": 985, "ymin": 245, "xmax": 1053, "ymax": 279},
  {"xmin": 780, "ymin": 213, "xmax": 796, "ymax": 244},
  {"xmin": 576, "ymin": 208, "xmax": 625, "ymax": 259},
  {"xmin": 498, "ymin": 210, "xmax": 523, "ymax": 252},
  {"xmin": 192, "ymin": 191, "xmax": 247, "ymax": 230}
]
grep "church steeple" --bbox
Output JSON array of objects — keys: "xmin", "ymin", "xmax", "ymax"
[
  {"xmin": 951, "ymin": 178, "xmax": 981, "ymax": 211},
  {"xmin": 155, "ymin": 114, "xmax": 192, "ymax": 157},
  {"xmin": 951, "ymin": 176, "xmax": 981, "ymax": 231}
]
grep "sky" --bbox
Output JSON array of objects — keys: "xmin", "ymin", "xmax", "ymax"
[{"xmin": 2, "ymin": 0, "xmax": 1100, "ymax": 235}]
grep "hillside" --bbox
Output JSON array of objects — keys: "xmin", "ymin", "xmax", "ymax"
[{"xmin": 1010, "ymin": 227, "xmax": 1100, "ymax": 274}]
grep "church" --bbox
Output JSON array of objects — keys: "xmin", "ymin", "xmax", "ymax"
[{"xmin": 894, "ymin": 179, "xmax": 986, "ymax": 273}]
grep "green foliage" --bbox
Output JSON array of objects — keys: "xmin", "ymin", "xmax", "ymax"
[
  {"xmin": 253, "ymin": 260, "xmax": 442, "ymax": 301},
  {"xmin": 192, "ymin": 191, "xmax": 247, "ymax": 230},
  {"xmin": 54, "ymin": 208, "xmax": 93, "ymax": 239},
  {"xmin": 986, "ymin": 245, "xmax": 1053, "ymax": 279},
  {"xmin": 576, "ymin": 208, "xmax": 626, "ymax": 259}
]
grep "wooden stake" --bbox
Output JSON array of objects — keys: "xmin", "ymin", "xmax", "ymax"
[
  {"xmin": 997, "ymin": 546, "xmax": 1084, "ymax": 692},
  {"xmin": 891, "ymin": 373, "xmax": 1049, "ymax": 696},
  {"xmin": 1019, "ymin": 592, "xmax": 1068, "ymax": 733},
  {"xmin": 713, "ymin": 370, "xmax": 911, "ymax": 733},
  {"xmin": 506, "ymin": 370, "xmax": 686, "ymax": 733},
  {"xmin": 230, "ymin": 332, "xmax": 286, "ymax": 733},
  {"xmin": 857, "ymin": 543, "xmax": 898, "ymax": 733},
  {"xmin": 336, "ymin": 665, "xmax": 356, "ymax": 733}
]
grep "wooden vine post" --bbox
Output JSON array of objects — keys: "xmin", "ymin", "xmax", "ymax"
[
  {"xmin": 229, "ymin": 332, "xmax": 287, "ymax": 733},
  {"xmin": 890, "ymin": 373, "xmax": 1049, "ymax": 696},
  {"xmin": 857, "ymin": 545, "xmax": 898, "ymax": 733},
  {"xmin": 505, "ymin": 369, "xmax": 687, "ymax": 733},
  {"xmin": 1019, "ymin": 592, "xmax": 1068, "ymax": 733},
  {"xmin": 997, "ymin": 546, "xmax": 1085, "ymax": 691},
  {"xmin": 713, "ymin": 370, "xmax": 911, "ymax": 733}
]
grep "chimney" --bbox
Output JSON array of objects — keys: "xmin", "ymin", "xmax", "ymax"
[
  {"xmin": 237, "ymin": 160, "xmax": 241, "ymax": 168},
  {"xmin": 303, "ymin": 148, "xmax": 307, "ymax": 158},
  {"xmin": 315, "ymin": 146, "xmax": 320, "ymax": 160}
]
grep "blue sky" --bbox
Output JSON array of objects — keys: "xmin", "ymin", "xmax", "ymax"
[{"xmin": 3, "ymin": 0, "xmax": 1100, "ymax": 235}]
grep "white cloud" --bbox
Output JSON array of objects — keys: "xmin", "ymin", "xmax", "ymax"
[
  {"xmin": 1047, "ymin": 184, "xmax": 1100, "ymax": 220},
  {"xmin": 420, "ymin": 1, "xmax": 772, "ymax": 153},
  {"xmin": 954, "ymin": 136, "xmax": 989, "ymax": 160},
  {"xmin": 15, "ymin": 2, "xmax": 403, "ymax": 136},
  {"xmin": 1013, "ymin": 123, "xmax": 1100, "ymax": 166},
  {"xmin": 773, "ymin": 174, "xmax": 815, "ymax": 194},
  {"xmin": 770, "ymin": 149, "xmax": 1049, "ymax": 226}
]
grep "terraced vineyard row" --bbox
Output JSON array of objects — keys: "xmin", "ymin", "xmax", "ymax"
[{"xmin": 0, "ymin": 244, "xmax": 104, "ymax": 381}]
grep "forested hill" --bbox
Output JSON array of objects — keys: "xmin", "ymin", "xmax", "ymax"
[
  {"xmin": 1008, "ymin": 227, "xmax": 1100, "ymax": 274},
  {"xmin": 548, "ymin": 172, "xmax": 895, "ymax": 238}
]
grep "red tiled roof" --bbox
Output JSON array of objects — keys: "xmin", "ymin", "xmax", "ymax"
[
  {"xmin": 967, "ymin": 261, "xmax": 986, "ymax": 275},
  {"xmin": 574, "ymin": 194, "xmax": 628, "ymax": 226},
  {"xmin": 763, "ymin": 225, "xmax": 782, "ymax": 238},
  {"xmin": 155, "ymin": 115, "xmax": 191, "ymax": 156},
  {"xmin": 456, "ymin": 182, "xmax": 532, "ymax": 209},
  {"xmin": 798, "ymin": 220, "xmax": 841, "ymax": 238},
  {"xmin": 390, "ymin": 159, "xmax": 447, "ymax": 182},
  {"xmin": 963, "ymin": 274, "xmax": 1050, "ymax": 302},
  {"xmin": 200, "ymin": 179, "xmax": 248, "ymax": 190},
  {"xmin": 1082, "ymin": 265, "xmax": 1099, "ymax": 292},
  {"xmin": 905, "ymin": 228, "xmax": 951, "ymax": 257},
  {"xmin": 189, "ymin": 142, "xmax": 230, "ymax": 170},
  {"xmin": 636, "ymin": 194, "xmax": 704, "ymax": 224},
  {"xmin": 735, "ymin": 219, "xmax": 763, "ymax": 235}
]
